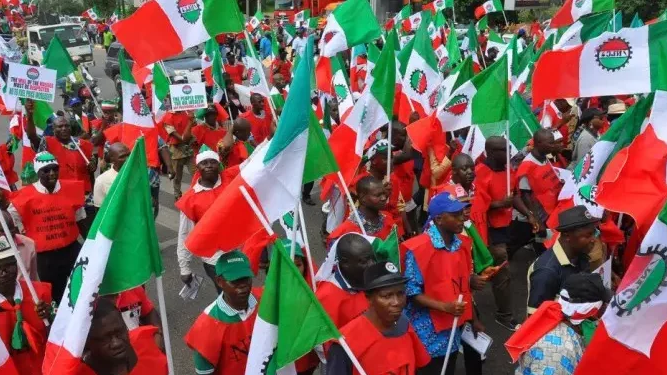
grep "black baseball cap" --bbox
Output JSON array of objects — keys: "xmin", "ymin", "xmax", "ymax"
[
  {"xmin": 556, "ymin": 205, "xmax": 600, "ymax": 232},
  {"xmin": 363, "ymin": 261, "xmax": 407, "ymax": 291}
]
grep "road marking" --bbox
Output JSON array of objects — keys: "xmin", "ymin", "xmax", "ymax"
[{"xmin": 159, "ymin": 237, "xmax": 178, "ymax": 250}]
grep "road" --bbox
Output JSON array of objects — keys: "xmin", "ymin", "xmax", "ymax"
[{"xmin": 6, "ymin": 47, "xmax": 537, "ymax": 374}]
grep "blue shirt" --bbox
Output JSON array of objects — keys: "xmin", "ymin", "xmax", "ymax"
[
  {"xmin": 404, "ymin": 222, "xmax": 463, "ymax": 358},
  {"xmin": 259, "ymin": 37, "xmax": 272, "ymax": 59}
]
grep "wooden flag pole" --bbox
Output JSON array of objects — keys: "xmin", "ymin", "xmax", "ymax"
[
  {"xmin": 0, "ymin": 212, "xmax": 49, "ymax": 326},
  {"xmin": 337, "ymin": 171, "xmax": 367, "ymax": 235},
  {"xmin": 297, "ymin": 202, "xmax": 318, "ymax": 292},
  {"xmin": 154, "ymin": 276, "xmax": 175, "ymax": 375}
]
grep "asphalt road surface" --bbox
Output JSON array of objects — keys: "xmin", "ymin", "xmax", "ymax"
[{"xmin": 3, "ymin": 47, "xmax": 538, "ymax": 374}]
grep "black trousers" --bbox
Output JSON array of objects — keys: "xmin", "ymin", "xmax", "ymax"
[
  {"xmin": 416, "ymin": 341, "xmax": 482, "ymax": 375},
  {"xmin": 37, "ymin": 240, "xmax": 82, "ymax": 304},
  {"xmin": 302, "ymin": 181, "xmax": 314, "ymax": 198}
]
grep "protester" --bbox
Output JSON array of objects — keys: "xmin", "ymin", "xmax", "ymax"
[
  {"xmin": 291, "ymin": 28, "xmax": 307, "ymax": 59},
  {"xmin": 163, "ymin": 109, "xmax": 195, "ymax": 200},
  {"xmin": 184, "ymin": 105, "xmax": 227, "ymax": 155},
  {"xmin": 77, "ymin": 297, "xmax": 168, "ymax": 374},
  {"xmin": 0, "ymin": 245, "xmax": 52, "ymax": 374},
  {"xmin": 239, "ymin": 93, "xmax": 273, "ymax": 145},
  {"xmin": 326, "ymin": 261, "xmax": 431, "ymax": 374},
  {"xmin": 328, "ymin": 176, "xmax": 399, "ymax": 244},
  {"xmin": 259, "ymin": 32, "xmax": 272, "ymax": 60},
  {"xmin": 218, "ymin": 118, "xmax": 253, "ymax": 168},
  {"xmin": 271, "ymin": 49, "xmax": 293, "ymax": 84},
  {"xmin": 569, "ymin": 108, "xmax": 605, "ymax": 169},
  {"xmin": 184, "ymin": 250, "xmax": 261, "ymax": 375},
  {"xmin": 402, "ymin": 192, "xmax": 479, "ymax": 375},
  {"xmin": 175, "ymin": 146, "xmax": 230, "ymax": 292},
  {"xmin": 316, "ymin": 233, "xmax": 375, "ymax": 328},
  {"xmin": 93, "ymin": 142, "xmax": 130, "ymax": 208},
  {"xmin": 516, "ymin": 129, "xmax": 563, "ymax": 244},
  {"xmin": 8, "ymin": 152, "xmax": 86, "ymax": 303},
  {"xmin": 472, "ymin": 137, "xmax": 520, "ymax": 331},
  {"xmin": 507, "ymin": 273, "xmax": 610, "ymax": 374},
  {"xmin": 224, "ymin": 53, "xmax": 245, "ymax": 85},
  {"xmin": 527, "ymin": 206, "xmax": 597, "ymax": 314}
]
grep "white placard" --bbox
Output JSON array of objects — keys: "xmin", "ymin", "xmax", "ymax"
[
  {"xmin": 6, "ymin": 63, "xmax": 57, "ymax": 102},
  {"xmin": 593, "ymin": 257, "xmax": 612, "ymax": 289},
  {"xmin": 169, "ymin": 83, "xmax": 207, "ymax": 112}
]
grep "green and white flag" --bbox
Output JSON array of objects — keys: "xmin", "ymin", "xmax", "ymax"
[
  {"xmin": 476, "ymin": 15, "xmax": 489, "ymax": 31},
  {"xmin": 607, "ymin": 10, "xmax": 622, "ymax": 32},
  {"xmin": 44, "ymin": 138, "xmax": 164, "ymax": 370},
  {"xmin": 294, "ymin": 9, "xmax": 311, "ymax": 24},
  {"xmin": 331, "ymin": 55, "xmax": 354, "ymax": 118},
  {"xmin": 438, "ymin": 54, "xmax": 509, "ymax": 132},
  {"xmin": 283, "ymin": 23, "xmax": 296, "ymax": 45},
  {"xmin": 442, "ymin": 55, "xmax": 474, "ymax": 100},
  {"xmin": 486, "ymin": 29, "xmax": 508, "ymax": 55},
  {"xmin": 402, "ymin": 12, "xmax": 443, "ymax": 115},
  {"xmin": 151, "ymin": 63, "xmax": 170, "ymax": 122},
  {"xmin": 244, "ymin": 240, "xmax": 340, "ymax": 375},
  {"xmin": 555, "ymin": 10, "xmax": 613, "ymax": 49},
  {"xmin": 346, "ymin": 28, "xmax": 396, "ymax": 155},
  {"xmin": 630, "ymin": 12, "xmax": 644, "ymax": 28},
  {"xmin": 445, "ymin": 21, "xmax": 462, "ymax": 68},
  {"xmin": 109, "ymin": 8, "xmax": 121, "ymax": 23},
  {"xmin": 463, "ymin": 92, "xmax": 540, "ymax": 160},
  {"xmin": 243, "ymin": 39, "xmax": 271, "ymax": 97},
  {"xmin": 246, "ymin": 10, "xmax": 263, "ymax": 32},
  {"xmin": 319, "ymin": 0, "xmax": 381, "ymax": 57},
  {"xmin": 210, "ymin": 41, "xmax": 226, "ymax": 103},
  {"xmin": 474, "ymin": 0, "xmax": 503, "ymax": 19},
  {"xmin": 279, "ymin": 211, "xmax": 304, "ymax": 246},
  {"xmin": 119, "ymin": 50, "xmax": 154, "ymax": 128},
  {"xmin": 42, "ymin": 36, "xmax": 76, "ymax": 80},
  {"xmin": 370, "ymin": 226, "xmax": 400, "ymax": 271},
  {"xmin": 559, "ymin": 93, "xmax": 653, "ymax": 200}
]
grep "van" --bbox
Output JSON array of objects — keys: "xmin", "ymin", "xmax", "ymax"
[{"xmin": 27, "ymin": 23, "xmax": 93, "ymax": 67}]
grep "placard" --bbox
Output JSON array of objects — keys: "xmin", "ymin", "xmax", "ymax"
[
  {"xmin": 7, "ymin": 63, "xmax": 57, "ymax": 102},
  {"xmin": 169, "ymin": 83, "xmax": 207, "ymax": 112}
]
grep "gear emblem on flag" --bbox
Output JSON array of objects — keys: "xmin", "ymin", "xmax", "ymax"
[
  {"xmin": 248, "ymin": 68, "xmax": 261, "ymax": 86},
  {"xmin": 323, "ymin": 31, "xmax": 337, "ymax": 43},
  {"xmin": 574, "ymin": 152, "xmax": 594, "ymax": 184},
  {"xmin": 428, "ymin": 89, "xmax": 443, "ymax": 110},
  {"xmin": 130, "ymin": 93, "xmax": 150, "ymax": 116},
  {"xmin": 334, "ymin": 84, "xmax": 348, "ymax": 103},
  {"xmin": 574, "ymin": 0, "xmax": 585, "ymax": 8},
  {"xmin": 409, "ymin": 69, "xmax": 428, "ymax": 95},
  {"xmin": 484, "ymin": 3, "xmax": 494, "ymax": 12},
  {"xmin": 177, "ymin": 0, "xmax": 202, "ymax": 24},
  {"xmin": 67, "ymin": 257, "xmax": 89, "ymax": 310},
  {"xmin": 610, "ymin": 248, "xmax": 667, "ymax": 317},
  {"xmin": 444, "ymin": 94, "xmax": 469, "ymax": 116},
  {"xmin": 438, "ymin": 56, "xmax": 448, "ymax": 71},
  {"xmin": 596, "ymin": 37, "xmax": 633, "ymax": 72},
  {"xmin": 435, "ymin": 0, "xmax": 444, "ymax": 7}
]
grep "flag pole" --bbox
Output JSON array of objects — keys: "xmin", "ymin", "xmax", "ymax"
[
  {"xmin": 478, "ymin": 46, "xmax": 488, "ymax": 69},
  {"xmin": 71, "ymin": 137, "xmax": 90, "ymax": 165},
  {"xmin": 502, "ymin": 11, "xmax": 509, "ymax": 27},
  {"xmin": 386, "ymin": 122, "xmax": 392, "ymax": 178},
  {"xmin": 290, "ymin": 200, "xmax": 300, "ymax": 260},
  {"xmin": 297, "ymin": 202, "xmax": 317, "ymax": 292},
  {"xmin": 239, "ymin": 185, "xmax": 276, "ymax": 236},
  {"xmin": 505, "ymin": 120, "xmax": 511, "ymax": 196},
  {"xmin": 452, "ymin": 6, "xmax": 457, "ymax": 24},
  {"xmin": 77, "ymin": 65, "xmax": 103, "ymax": 119},
  {"xmin": 336, "ymin": 171, "xmax": 367, "ymax": 235},
  {"xmin": 155, "ymin": 276, "xmax": 175, "ymax": 375},
  {"xmin": 440, "ymin": 294, "xmax": 464, "ymax": 375},
  {"xmin": 339, "ymin": 337, "xmax": 369, "ymax": 375},
  {"xmin": 0, "ymin": 212, "xmax": 49, "ymax": 326},
  {"xmin": 243, "ymin": 30, "xmax": 280, "ymax": 125}
]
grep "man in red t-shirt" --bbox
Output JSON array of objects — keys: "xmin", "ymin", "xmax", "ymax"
[
  {"xmin": 270, "ymin": 49, "xmax": 292, "ymax": 84},
  {"xmin": 224, "ymin": 53, "xmax": 245, "ymax": 85},
  {"xmin": 239, "ymin": 93, "xmax": 273, "ymax": 145},
  {"xmin": 163, "ymin": 110, "xmax": 195, "ymax": 200}
]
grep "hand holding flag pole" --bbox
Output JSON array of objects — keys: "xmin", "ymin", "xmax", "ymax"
[
  {"xmin": 0, "ymin": 211, "xmax": 50, "ymax": 326},
  {"xmin": 440, "ymin": 294, "xmax": 464, "ymax": 375}
]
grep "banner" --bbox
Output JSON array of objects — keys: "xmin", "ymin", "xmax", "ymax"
[
  {"xmin": 6, "ymin": 63, "xmax": 57, "ymax": 102},
  {"xmin": 169, "ymin": 83, "xmax": 207, "ymax": 111}
]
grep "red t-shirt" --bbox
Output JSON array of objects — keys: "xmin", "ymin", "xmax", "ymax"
[
  {"xmin": 162, "ymin": 112, "xmax": 191, "ymax": 146},
  {"xmin": 191, "ymin": 124, "xmax": 227, "ymax": 153},
  {"xmin": 270, "ymin": 60, "xmax": 292, "ymax": 83},
  {"xmin": 239, "ymin": 111, "xmax": 272, "ymax": 144},
  {"xmin": 224, "ymin": 63, "xmax": 245, "ymax": 85}
]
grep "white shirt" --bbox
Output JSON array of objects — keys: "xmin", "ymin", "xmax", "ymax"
[
  {"xmin": 93, "ymin": 168, "xmax": 118, "ymax": 207},
  {"xmin": 177, "ymin": 179, "xmax": 223, "ymax": 276},
  {"xmin": 292, "ymin": 36, "xmax": 307, "ymax": 57},
  {"xmin": 8, "ymin": 181, "xmax": 86, "ymax": 233}
]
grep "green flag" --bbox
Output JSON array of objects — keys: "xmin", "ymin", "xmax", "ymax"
[
  {"xmin": 96, "ymin": 138, "xmax": 164, "ymax": 294},
  {"xmin": 371, "ymin": 226, "xmax": 400, "ymax": 271},
  {"xmin": 508, "ymin": 92, "xmax": 540, "ymax": 151},
  {"xmin": 464, "ymin": 221, "xmax": 494, "ymax": 274},
  {"xmin": 42, "ymin": 36, "xmax": 77, "ymax": 79},
  {"xmin": 446, "ymin": 21, "xmax": 462, "ymax": 68},
  {"xmin": 630, "ymin": 12, "xmax": 644, "ymax": 28},
  {"xmin": 245, "ymin": 240, "xmax": 341, "ymax": 373}
]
